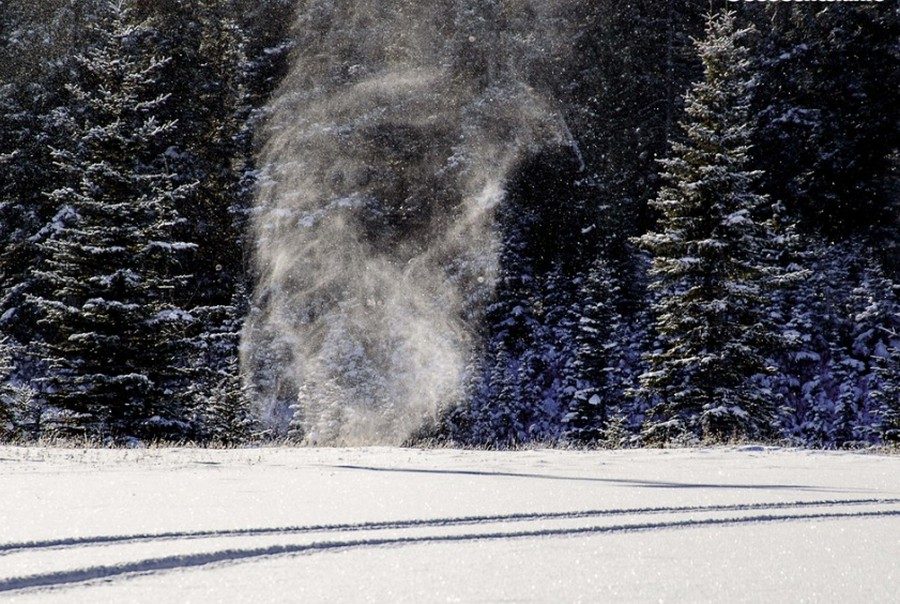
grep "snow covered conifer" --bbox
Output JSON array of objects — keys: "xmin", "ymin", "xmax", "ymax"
[
  {"xmin": 851, "ymin": 261, "xmax": 899, "ymax": 445},
  {"xmin": 468, "ymin": 218, "xmax": 542, "ymax": 446},
  {"xmin": 150, "ymin": 0, "xmax": 254, "ymax": 309},
  {"xmin": 29, "ymin": 1, "xmax": 196, "ymax": 439},
  {"xmin": 146, "ymin": 1, "xmax": 274, "ymax": 444},
  {"xmin": 0, "ymin": 336, "xmax": 14, "ymax": 434},
  {"xmin": 871, "ymin": 340, "xmax": 899, "ymax": 446},
  {"xmin": 0, "ymin": 79, "xmax": 63, "ymax": 394},
  {"xmin": 185, "ymin": 286, "xmax": 257, "ymax": 444},
  {"xmin": 637, "ymin": 11, "xmax": 784, "ymax": 444},
  {"xmin": 287, "ymin": 380, "xmax": 312, "ymax": 444},
  {"xmin": 197, "ymin": 354, "xmax": 255, "ymax": 445},
  {"xmin": 562, "ymin": 259, "xmax": 620, "ymax": 444}
]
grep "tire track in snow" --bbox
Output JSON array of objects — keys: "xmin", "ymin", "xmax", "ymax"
[
  {"xmin": 2, "ymin": 497, "xmax": 897, "ymax": 555},
  {"xmin": 1, "ymin": 508, "xmax": 898, "ymax": 594}
]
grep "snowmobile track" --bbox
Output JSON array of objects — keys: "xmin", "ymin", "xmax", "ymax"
[
  {"xmin": 1, "ymin": 505, "xmax": 897, "ymax": 594},
  {"xmin": 1, "ymin": 496, "xmax": 896, "ymax": 555}
]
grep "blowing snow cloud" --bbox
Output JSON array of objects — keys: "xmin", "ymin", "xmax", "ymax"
[{"xmin": 243, "ymin": 0, "xmax": 587, "ymax": 444}]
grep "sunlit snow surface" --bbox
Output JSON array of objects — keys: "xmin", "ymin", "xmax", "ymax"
[{"xmin": 1, "ymin": 447, "xmax": 897, "ymax": 602}]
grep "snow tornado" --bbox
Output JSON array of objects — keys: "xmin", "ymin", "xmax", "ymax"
[{"xmin": 244, "ymin": 0, "xmax": 588, "ymax": 444}]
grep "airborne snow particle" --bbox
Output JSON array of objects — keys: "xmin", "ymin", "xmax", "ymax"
[{"xmin": 243, "ymin": 0, "xmax": 588, "ymax": 445}]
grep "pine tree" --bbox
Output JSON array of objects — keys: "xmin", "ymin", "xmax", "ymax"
[
  {"xmin": 0, "ymin": 336, "xmax": 14, "ymax": 435},
  {"xmin": 562, "ymin": 259, "xmax": 620, "ymax": 444},
  {"xmin": 871, "ymin": 341, "xmax": 899, "ymax": 446},
  {"xmin": 468, "ymin": 215, "xmax": 541, "ymax": 446},
  {"xmin": 289, "ymin": 370, "xmax": 348, "ymax": 446},
  {"xmin": 287, "ymin": 380, "xmax": 312, "ymax": 443},
  {"xmin": 28, "ymin": 1, "xmax": 195, "ymax": 440},
  {"xmin": 147, "ymin": 0, "xmax": 254, "ymax": 310},
  {"xmin": 132, "ymin": 1, "xmax": 257, "ymax": 444},
  {"xmin": 600, "ymin": 412, "xmax": 631, "ymax": 449},
  {"xmin": 767, "ymin": 239, "xmax": 895, "ymax": 448},
  {"xmin": 188, "ymin": 7, "xmax": 256, "ymax": 443},
  {"xmin": 851, "ymin": 260, "xmax": 899, "ymax": 445},
  {"xmin": 767, "ymin": 238, "xmax": 838, "ymax": 446},
  {"xmin": 184, "ymin": 286, "xmax": 256, "ymax": 443},
  {"xmin": 0, "ymin": 85, "xmax": 34, "ymax": 319},
  {"xmin": 0, "ymin": 63, "xmax": 68, "ymax": 398},
  {"xmin": 197, "ymin": 355, "xmax": 255, "ymax": 445},
  {"xmin": 637, "ymin": 11, "xmax": 784, "ymax": 444},
  {"xmin": 0, "ymin": 324, "xmax": 40, "ymax": 442},
  {"xmin": 526, "ymin": 264, "xmax": 576, "ymax": 442}
]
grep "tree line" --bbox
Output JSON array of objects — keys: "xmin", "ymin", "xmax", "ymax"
[
  {"xmin": 1, "ymin": 0, "xmax": 897, "ymax": 447},
  {"xmin": 433, "ymin": 3, "xmax": 898, "ymax": 448},
  {"xmin": 0, "ymin": 0, "xmax": 293, "ymax": 443}
]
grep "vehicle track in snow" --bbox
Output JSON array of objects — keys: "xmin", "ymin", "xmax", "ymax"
[
  {"xmin": 1, "ymin": 496, "xmax": 896, "ymax": 555},
  {"xmin": 1, "ymin": 500, "xmax": 897, "ymax": 595}
]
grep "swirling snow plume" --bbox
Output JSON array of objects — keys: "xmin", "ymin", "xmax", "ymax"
[{"xmin": 243, "ymin": 0, "xmax": 585, "ymax": 444}]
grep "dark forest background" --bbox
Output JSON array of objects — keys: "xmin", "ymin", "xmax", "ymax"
[{"xmin": 0, "ymin": 0, "xmax": 897, "ymax": 447}]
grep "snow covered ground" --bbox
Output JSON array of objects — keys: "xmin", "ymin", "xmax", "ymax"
[{"xmin": 0, "ymin": 446, "xmax": 897, "ymax": 603}]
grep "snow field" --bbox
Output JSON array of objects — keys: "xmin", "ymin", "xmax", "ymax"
[{"xmin": 1, "ymin": 446, "xmax": 897, "ymax": 602}]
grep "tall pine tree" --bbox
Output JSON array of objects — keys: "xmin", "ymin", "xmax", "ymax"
[
  {"xmin": 637, "ymin": 11, "xmax": 785, "ymax": 445},
  {"xmin": 28, "ymin": 1, "xmax": 195, "ymax": 440}
]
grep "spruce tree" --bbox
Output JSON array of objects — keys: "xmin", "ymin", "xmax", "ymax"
[
  {"xmin": 468, "ymin": 214, "xmax": 541, "ymax": 446},
  {"xmin": 851, "ymin": 260, "xmax": 899, "ymax": 445},
  {"xmin": 28, "ymin": 1, "xmax": 195, "ymax": 439},
  {"xmin": 0, "ymin": 85, "xmax": 34, "ymax": 319},
  {"xmin": 0, "ymin": 71, "xmax": 66, "ymax": 394},
  {"xmin": 0, "ymin": 336, "xmax": 13, "ymax": 435},
  {"xmin": 637, "ymin": 11, "xmax": 783, "ymax": 444},
  {"xmin": 287, "ymin": 380, "xmax": 312, "ymax": 444},
  {"xmin": 562, "ymin": 258, "xmax": 620, "ymax": 444},
  {"xmin": 136, "ymin": 1, "xmax": 256, "ymax": 443},
  {"xmin": 197, "ymin": 354, "xmax": 255, "ymax": 445},
  {"xmin": 146, "ymin": 0, "xmax": 254, "ymax": 310},
  {"xmin": 184, "ymin": 287, "xmax": 256, "ymax": 444},
  {"xmin": 526, "ymin": 264, "xmax": 575, "ymax": 442},
  {"xmin": 871, "ymin": 341, "xmax": 900, "ymax": 446}
]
